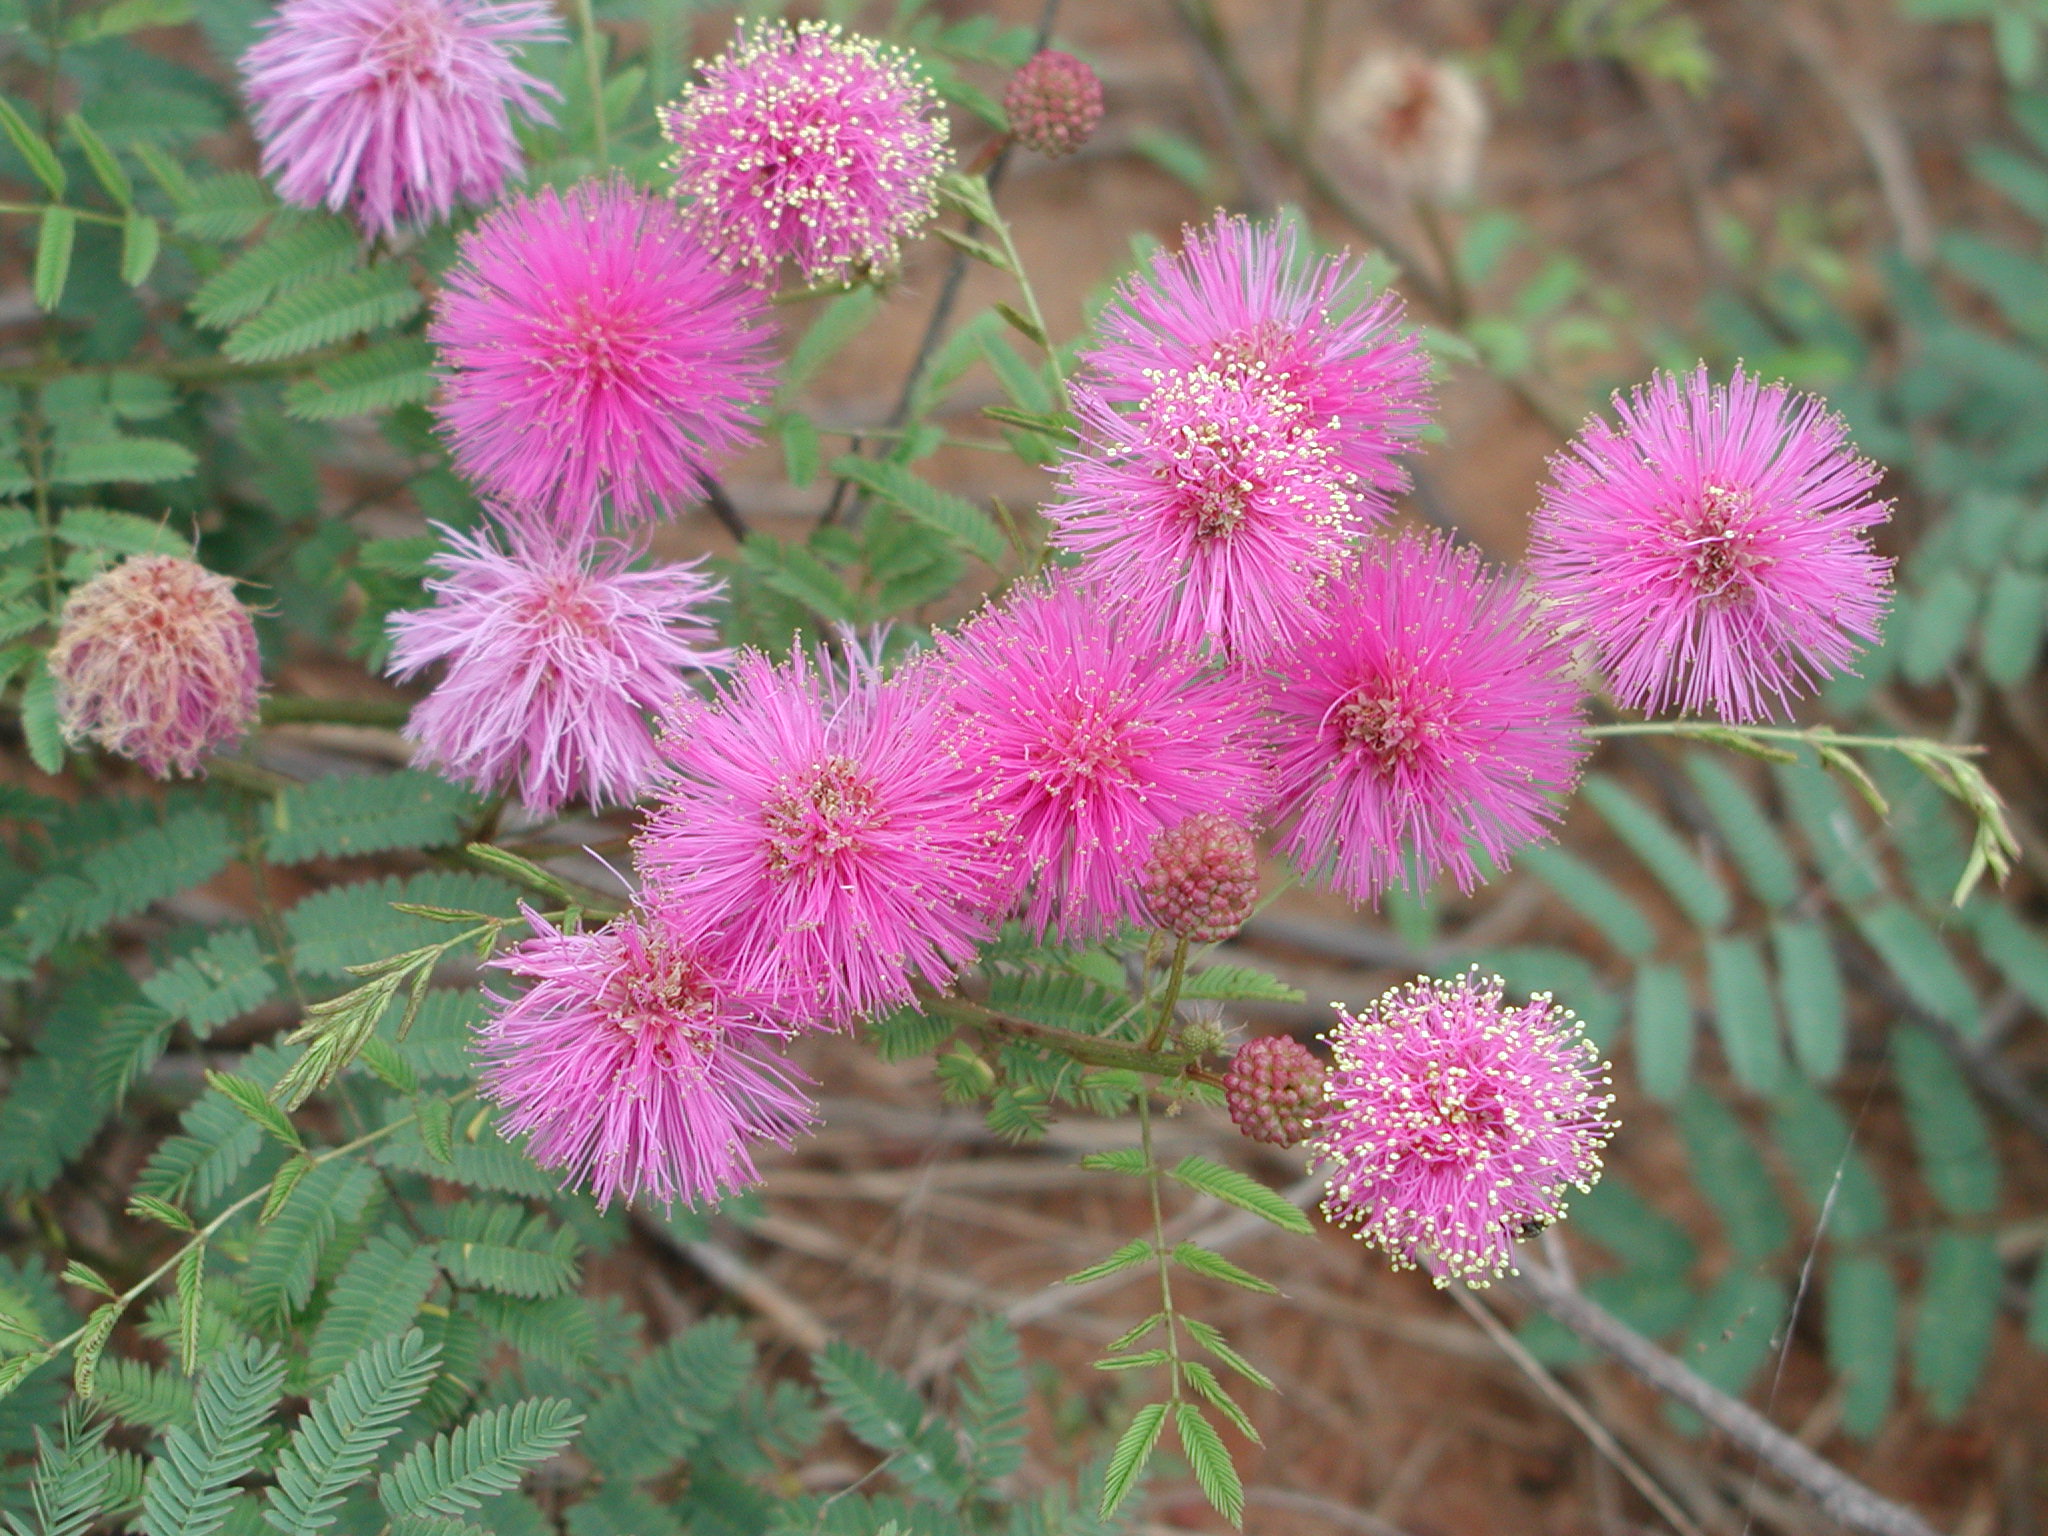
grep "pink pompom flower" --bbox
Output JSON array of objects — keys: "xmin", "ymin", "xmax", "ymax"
[
  {"xmin": 1317, "ymin": 970, "xmax": 1614, "ymax": 1285},
  {"xmin": 240, "ymin": 0, "xmax": 559, "ymax": 239},
  {"xmin": 387, "ymin": 524, "xmax": 729, "ymax": 816},
  {"xmin": 661, "ymin": 20, "xmax": 949, "ymax": 287},
  {"xmin": 1051, "ymin": 362, "xmax": 1361, "ymax": 660},
  {"xmin": 637, "ymin": 646, "xmax": 1006, "ymax": 1026},
  {"xmin": 936, "ymin": 579, "xmax": 1272, "ymax": 940},
  {"xmin": 430, "ymin": 178, "xmax": 777, "ymax": 531},
  {"xmin": 1529, "ymin": 366, "xmax": 1891, "ymax": 721},
  {"xmin": 1079, "ymin": 213, "xmax": 1432, "ymax": 512},
  {"xmin": 479, "ymin": 903, "xmax": 816, "ymax": 1211},
  {"xmin": 48, "ymin": 554, "xmax": 263, "ymax": 779},
  {"xmin": 1269, "ymin": 532, "xmax": 1583, "ymax": 903}
]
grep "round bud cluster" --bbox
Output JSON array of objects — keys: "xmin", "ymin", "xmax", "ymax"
[
  {"xmin": 1004, "ymin": 49, "xmax": 1103, "ymax": 159},
  {"xmin": 1325, "ymin": 50, "xmax": 1487, "ymax": 203},
  {"xmin": 1140, "ymin": 813, "xmax": 1258, "ymax": 943},
  {"xmin": 48, "ymin": 554, "xmax": 262, "ymax": 779},
  {"xmin": 1224, "ymin": 1035, "xmax": 1327, "ymax": 1147}
]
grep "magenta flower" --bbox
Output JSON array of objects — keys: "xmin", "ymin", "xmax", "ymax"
[
  {"xmin": 48, "ymin": 555, "xmax": 263, "ymax": 779},
  {"xmin": 240, "ymin": 0, "xmax": 559, "ymax": 239},
  {"xmin": 1079, "ymin": 213, "xmax": 1432, "ymax": 510},
  {"xmin": 479, "ymin": 903, "xmax": 816, "ymax": 1211},
  {"xmin": 637, "ymin": 647, "xmax": 1005, "ymax": 1025},
  {"xmin": 430, "ymin": 178, "xmax": 776, "ymax": 530},
  {"xmin": 1269, "ymin": 532, "xmax": 1583, "ymax": 903},
  {"xmin": 661, "ymin": 20, "xmax": 949, "ymax": 287},
  {"xmin": 1529, "ymin": 366, "xmax": 1891, "ymax": 721},
  {"xmin": 1317, "ymin": 970, "xmax": 1614, "ymax": 1284},
  {"xmin": 386, "ymin": 525, "xmax": 729, "ymax": 815},
  {"xmin": 1050, "ymin": 363, "xmax": 1361, "ymax": 660},
  {"xmin": 936, "ymin": 579, "xmax": 1271, "ymax": 940}
]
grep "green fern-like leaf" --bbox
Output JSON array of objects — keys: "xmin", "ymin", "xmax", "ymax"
[
  {"xmin": 223, "ymin": 265, "xmax": 421, "ymax": 364},
  {"xmin": 580, "ymin": 1317, "xmax": 752, "ymax": 1480},
  {"xmin": 191, "ymin": 214, "xmax": 359, "ymax": 328},
  {"xmin": 812, "ymin": 1342, "xmax": 968, "ymax": 1504},
  {"xmin": 283, "ymin": 339, "xmax": 438, "ymax": 421},
  {"xmin": 309, "ymin": 1231, "xmax": 439, "ymax": 1384},
  {"xmin": 267, "ymin": 771, "xmax": 476, "ymax": 865},
  {"xmin": 138, "ymin": 1339, "xmax": 285, "ymax": 1536},
  {"xmin": 284, "ymin": 872, "xmax": 520, "ymax": 979},
  {"xmin": 53, "ymin": 507, "xmax": 190, "ymax": 558},
  {"xmin": 92, "ymin": 1358, "xmax": 193, "ymax": 1434},
  {"xmin": 263, "ymin": 1328, "xmax": 440, "ymax": 1535},
  {"xmin": 142, "ymin": 929, "xmax": 278, "ymax": 1037},
  {"xmin": 1165, "ymin": 1156, "xmax": 1313, "ymax": 1235},
  {"xmin": 434, "ymin": 1202, "xmax": 580, "ymax": 1299},
  {"xmin": 1172, "ymin": 1400, "xmax": 1244, "ymax": 1525},
  {"xmin": 984, "ymin": 969, "xmax": 1129, "ymax": 1034},
  {"xmin": 16, "ymin": 809, "xmax": 236, "ymax": 957},
  {"xmin": 47, "ymin": 437, "xmax": 197, "ymax": 486},
  {"xmin": 134, "ymin": 1047, "xmax": 295, "ymax": 1209},
  {"xmin": 6, "ymin": 1410, "xmax": 115, "ymax": 1536},
  {"xmin": 829, "ymin": 455, "xmax": 1007, "ymax": 566},
  {"xmin": 241, "ymin": 1159, "xmax": 379, "ymax": 1324},
  {"xmin": 1097, "ymin": 1401, "xmax": 1166, "ymax": 1521},
  {"xmin": 173, "ymin": 173, "xmax": 274, "ymax": 239},
  {"xmin": 959, "ymin": 1316, "xmax": 1026, "ymax": 1483},
  {"xmin": 376, "ymin": 1399, "xmax": 582, "ymax": 1518}
]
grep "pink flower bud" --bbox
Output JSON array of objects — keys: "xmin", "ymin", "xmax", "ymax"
[
  {"xmin": 48, "ymin": 554, "xmax": 262, "ymax": 779},
  {"xmin": 1141, "ymin": 813, "xmax": 1258, "ymax": 943},
  {"xmin": 1224, "ymin": 1035, "xmax": 1326, "ymax": 1148},
  {"xmin": 1005, "ymin": 49, "xmax": 1103, "ymax": 158}
]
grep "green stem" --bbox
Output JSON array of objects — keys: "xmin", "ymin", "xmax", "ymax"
[
  {"xmin": 987, "ymin": 212, "xmax": 1067, "ymax": 408},
  {"xmin": 1585, "ymin": 720, "xmax": 1982, "ymax": 756},
  {"xmin": 575, "ymin": 0, "xmax": 608, "ymax": 165},
  {"xmin": 0, "ymin": 201, "xmax": 122, "ymax": 226},
  {"xmin": 921, "ymin": 991, "xmax": 1219, "ymax": 1084},
  {"xmin": 260, "ymin": 695, "xmax": 413, "ymax": 728},
  {"xmin": 0, "ymin": 345, "xmax": 355, "ymax": 388},
  {"xmin": 1144, "ymin": 936, "xmax": 1190, "ymax": 1054},
  {"xmin": 1139, "ymin": 1098, "xmax": 1184, "ymax": 1399}
]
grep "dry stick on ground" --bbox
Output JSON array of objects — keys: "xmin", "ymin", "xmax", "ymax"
[{"xmin": 1509, "ymin": 1259, "xmax": 1947, "ymax": 1536}]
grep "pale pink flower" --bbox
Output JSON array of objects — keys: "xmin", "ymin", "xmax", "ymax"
[
  {"xmin": 429, "ymin": 178, "xmax": 776, "ymax": 530},
  {"xmin": 661, "ymin": 20, "xmax": 949, "ymax": 287},
  {"xmin": 637, "ymin": 647, "xmax": 1005, "ymax": 1025},
  {"xmin": 479, "ymin": 903, "xmax": 815, "ymax": 1211},
  {"xmin": 1269, "ymin": 533, "xmax": 1583, "ymax": 903},
  {"xmin": 936, "ymin": 579, "xmax": 1271, "ymax": 940},
  {"xmin": 1529, "ymin": 366, "xmax": 1891, "ymax": 720},
  {"xmin": 1318, "ymin": 970, "xmax": 1614, "ymax": 1284},
  {"xmin": 386, "ymin": 525, "xmax": 728, "ymax": 815},
  {"xmin": 240, "ymin": 0, "xmax": 559, "ymax": 238},
  {"xmin": 48, "ymin": 555, "xmax": 262, "ymax": 779}
]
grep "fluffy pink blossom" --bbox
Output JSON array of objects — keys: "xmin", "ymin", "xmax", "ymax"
[
  {"xmin": 661, "ymin": 21, "xmax": 949, "ymax": 287},
  {"xmin": 1050, "ymin": 363, "xmax": 1361, "ymax": 660},
  {"xmin": 48, "ymin": 554, "xmax": 262, "ymax": 779},
  {"xmin": 1079, "ymin": 213, "xmax": 1432, "ymax": 510},
  {"xmin": 1317, "ymin": 970, "xmax": 1614, "ymax": 1284},
  {"xmin": 429, "ymin": 178, "xmax": 776, "ymax": 530},
  {"xmin": 637, "ymin": 647, "xmax": 1005, "ymax": 1025},
  {"xmin": 240, "ymin": 0, "xmax": 559, "ymax": 239},
  {"xmin": 479, "ymin": 903, "xmax": 816, "ymax": 1211},
  {"xmin": 1269, "ymin": 532, "xmax": 1583, "ymax": 903},
  {"xmin": 1529, "ymin": 366, "xmax": 1891, "ymax": 720},
  {"xmin": 386, "ymin": 525, "xmax": 728, "ymax": 815},
  {"xmin": 936, "ymin": 579, "xmax": 1271, "ymax": 940}
]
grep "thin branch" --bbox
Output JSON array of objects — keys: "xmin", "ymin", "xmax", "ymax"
[{"xmin": 699, "ymin": 474, "xmax": 750, "ymax": 543}]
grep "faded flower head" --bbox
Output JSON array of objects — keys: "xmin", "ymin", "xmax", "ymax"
[
  {"xmin": 1317, "ymin": 971, "xmax": 1613, "ymax": 1284},
  {"xmin": 48, "ymin": 554, "xmax": 262, "ymax": 779},
  {"xmin": 430, "ymin": 177, "xmax": 776, "ymax": 531},
  {"xmin": 1142, "ymin": 813, "xmax": 1259, "ymax": 943},
  {"xmin": 1270, "ymin": 532, "xmax": 1583, "ymax": 903},
  {"xmin": 1080, "ymin": 213, "xmax": 1432, "ymax": 520},
  {"xmin": 638, "ymin": 646, "xmax": 1005, "ymax": 1026},
  {"xmin": 1052, "ymin": 360, "xmax": 1362, "ymax": 661},
  {"xmin": 1325, "ymin": 50, "xmax": 1487, "ymax": 202},
  {"xmin": 936, "ymin": 579, "xmax": 1271, "ymax": 940},
  {"xmin": 1530, "ymin": 366, "xmax": 1891, "ymax": 722},
  {"xmin": 662, "ymin": 20, "xmax": 949, "ymax": 287},
  {"xmin": 1005, "ymin": 49, "xmax": 1103, "ymax": 158},
  {"xmin": 386, "ymin": 525, "xmax": 728, "ymax": 815},
  {"xmin": 240, "ymin": 0, "xmax": 559, "ymax": 238},
  {"xmin": 479, "ymin": 903, "xmax": 816, "ymax": 1211},
  {"xmin": 1225, "ymin": 1035, "xmax": 1326, "ymax": 1148}
]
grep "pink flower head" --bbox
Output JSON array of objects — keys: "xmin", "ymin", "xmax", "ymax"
[
  {"xmin": 661, "ymin": 21, "xmax": 950, "ymax": 287},
  {"xmin": 479, "ymin": 903, "xmax": 816, "ymax": 1211},
  {"xmin": 386, "ymin": 524, "xmax": 729, "ymax": 815},
  {"xmin": 430, "ymin": 178, "xmax": 777, "ymax": 530},
  {"xmin": 936, "ymin": 579, "xmax": 1272, "ymax": 940},
  {"xmin": 637, "ymin": 646, "xmax": 1005, "ymax": 1025},
  {"xmin": 1051, "ymin": 363, "xmax": 1362, "ymax": 659},
  {"xmin": 1080, "ymin": 213, "xmax": 1432, "ymax": 510},
  {"xmin": 1530, "ymin": 366, "xmax": 1891, "ymax": 721},
  {"xmin": 239, "ymin": 0, "xmax": 559, "ymax": 239},
  {"xmin": 1269, "ymin": 532, "xmax": 1583, "ymax": 903},
  {"xmin": 1005, "ymin": 50, "xmax": 1104, "ymax": 158},
  {"xmin": 1317, "ymin": 970, "xmax": 1614, "ymax": 1285},
  {"xmin": 49, "ymin": 554, "xmax": 263, "ymax": 779}
]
